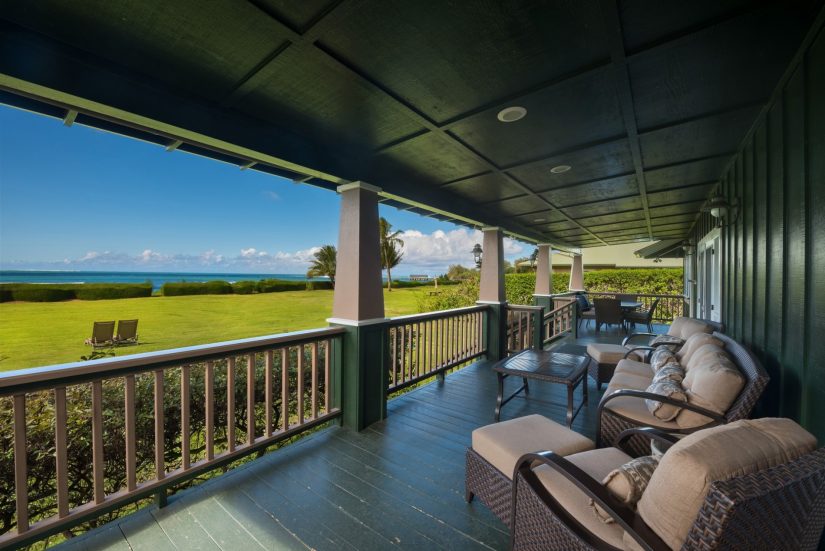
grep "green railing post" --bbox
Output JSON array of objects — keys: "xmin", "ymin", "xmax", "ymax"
[
  {"xmin": 334, "ymin": 321, "xmax": 389, "ymax": 431},
  {"xmin": 331, "ymin": 335, "xmax": 344, "ymax": 426},
  {"xmin": 572, "ymin": 301, "xmax": 579, "ymax": 339},
  {"xmin": 532, "ymin": 307, "xmax": 545, "ymax": 350},
  {"xmin": 481, "ymin": 302, "xmax": 507, "ymax": 361}
]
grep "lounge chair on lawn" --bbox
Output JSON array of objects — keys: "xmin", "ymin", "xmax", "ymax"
[
  {"xmin": 85, "ymin": 321, "xmax": 115, "ymax": 348},
  {"xmin": 115, "ymin": 319, "xmax": 139, "ymax": 346}
]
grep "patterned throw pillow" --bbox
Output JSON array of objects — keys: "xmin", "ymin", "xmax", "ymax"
[
  {"xmin": 650, "ymin": 334, "xmax": 684, "ymax": 352},
  {"xmin": 652, "ymin": 363, "xmax": 686, "ymax": 384},
  {"xmin": 591, "ymin": 455, "xmax": 660, "ymax": 523},
  {"xmin": 645, "ymin": 379, "xmax": 687, "ymax": 421},
  {"xmin": 649, "ymin": 347, "xmax": 679, "ymax": 372}
]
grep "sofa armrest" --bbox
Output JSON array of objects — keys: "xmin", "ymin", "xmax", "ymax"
[
  {"xmin": 513, "ymin": 451, "xmax": 669, "ymax": 551},
  {"xmin": 624, "ymin": 346, "xmax": 655, "ymax": 361},
  {"xmin": 621, "ymin": 332, "xmax": 658, "ymax": 347},
  {"xmin": 614, "ymin": 427, "xmax": 679, "ymax": 454},
  {"xmin": 599, "ymin": 389, "xmax": 726, "ymax": 425}
]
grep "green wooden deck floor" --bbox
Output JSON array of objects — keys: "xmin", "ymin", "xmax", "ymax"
[{"xmin": 54, "ymin": 325, "xmax": 660, "ymax": 551}]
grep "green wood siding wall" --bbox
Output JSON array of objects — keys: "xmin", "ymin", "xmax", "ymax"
[{"xmin": 690, "ymin": 15, "xmax": 825, "ymax": 440}]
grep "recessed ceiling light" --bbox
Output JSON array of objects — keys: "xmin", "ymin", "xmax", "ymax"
[
  {"xmin": 533, "ymin": 218, "xmax": 546, "ymax": 223},
  {"xmin": 550, "ymin": 165, "xmax": 572, "ymax": 174},
  {"xmin": 497, "ymin": 106, "xmax": 527, "ymax": 123}
]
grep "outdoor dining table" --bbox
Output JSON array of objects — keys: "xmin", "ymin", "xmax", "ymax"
[{"xmin": 620, "ymin": 301, "xmax": 643, "ymax": 310}]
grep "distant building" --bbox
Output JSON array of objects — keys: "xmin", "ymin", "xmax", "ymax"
[{"xmin": 518, "ymin": 243, "xmax": 682, "ymax": 272}]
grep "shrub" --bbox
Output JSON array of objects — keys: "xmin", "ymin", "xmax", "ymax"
[
  {"xmin": 231, "ymin": 280, "xmax": 258, "ymax": 294},
  {"xmin": 256, "ymin": 279, "xmax": 306, "ymax": 293},
  {"xmin": 161, "ymin": 281, "xmax": 233, "ymax": 296},
  {"xmin": 417, "ymin": 268, "xmax": 684, "ymax": 312},
  {"xmin": 0, "ymin": 283, "xmax": 151, "ymax": 302},
  {"xmin": 305, "ymin": 280, "xmax": 334, "ymax": 291},
  {"xmin": 73, "ymin": 283, "xmax": 152, "ymax": 300}
]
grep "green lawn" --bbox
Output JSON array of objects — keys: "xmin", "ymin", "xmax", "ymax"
[{"xmin": 0, "ymin": 288, "xmax": 428, "ymax": 371}]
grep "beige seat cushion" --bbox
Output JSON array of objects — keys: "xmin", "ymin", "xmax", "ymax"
[
  {"xmin": 472, "ymin": 414, "xmax": 594, "ymax": 479},
  {"xmin": 533, "ymin": 447, "xmax": 639, "ymax": 549},
  {"xmin": 587, "ymin": 343, "xmax": 641, "ymax": 364},
  {"xmin": 676, "ymin": 332, "xmax": 724, "ymax": 366},
  {"xmin": 611, "ymin": 363, "xmax": 654, "ymax": 387},
  {"xmin": 638, "ymin": 418, "xmax": 818, "ymax": 550},
  {"xmin": 677, "ymin": 350, "xmax": 744, "ymax": 428},
  {"xmin": 675, "ymin": 317, "xmax": 714, "ymax": 340},
  {"xmin": 602, "ymin": 381, "xmax": 680, "ymax": 431}
]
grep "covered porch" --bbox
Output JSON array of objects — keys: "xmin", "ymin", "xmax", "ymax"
[{"xmin": 1, "ymin": 0, "xmax": 825, "ymax": 549}]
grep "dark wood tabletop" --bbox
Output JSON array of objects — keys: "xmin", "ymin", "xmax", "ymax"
[
  {"xmin": 492, "ymin": 349, "xmax": 588, "ymax": 384},
  {"xmin": 620, "ymin": 301, "xmax": 644, "ymax": 309}
]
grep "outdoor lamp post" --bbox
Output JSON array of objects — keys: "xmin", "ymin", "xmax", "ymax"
[{"xmin": 472, "ymin": 243, "xmax": 483, "ymax": 268}]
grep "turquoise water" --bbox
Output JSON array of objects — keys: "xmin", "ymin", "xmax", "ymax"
[{"xmin": 0, "ymin": 270, "xmax": 328, "ymax": 292}]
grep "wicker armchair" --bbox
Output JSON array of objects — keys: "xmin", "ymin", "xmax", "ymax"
[
  {"xmin": 510, "ymin": 423, "xmax": 825, "ymax": 551},
  {"xmin": 598, "ymin": 332, "xmax": 769, "ymax": 455}
]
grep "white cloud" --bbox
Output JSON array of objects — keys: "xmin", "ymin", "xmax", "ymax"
[
  {"xmin": 262, "ymin": 190, "xmax": 280, "ymax": 201},
  {"xmin": 8, "ymin": 227, "xmax": 528, "ymax": 275},
  {"xmin": 396, "ymin": 228, "xmax": 524, "ymax": 273}
]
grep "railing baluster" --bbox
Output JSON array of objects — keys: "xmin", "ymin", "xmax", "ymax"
[
  {"xmin": 324, "ymin": 340, "xmax": 331, "ymax": 413},
  {"xmin": 247, "ymin": 354, "xmax": 255, "ymax": 446},
  {"xmin": 311, "ymin": 342, "xmax": 319, "ymax": 420},
  {"xmin": 154, "ymin": 370, "xmax": 165, "ymax": 480},
  {"xmin": 205, "ymin": 361, "xmax": 214, "ymax": 461},
  {"xmin": 125, "ymin": 375, "xmax": 137, "ymax": 490},
  {"xmin": 417, "ymin": 322, "xmax": 423, "ymax": 378},
  {"xmin": 297, "ymin": 345, "xmax": 305, "ymax": 425},
  {"xmin": 281, "ymin": 348, "xmax": 289, "ymax": 430},
  {"xmin": 54, "ymin": 386, "xmax": 69, "ymax": 518},
  {"xmin": 400, "ymin": 325, "xmax": 406, "ymax": 384},
  {"xmin": 92, "ymin": 380, "xmax": 105, "ymax": 504},
  {"xmin": 13, "ymin": 394, "xmax": 28, "ymax": 534},
  {"xmin": 181, "ymin": 365, "xmax": 190, "ymax": 470},
  {"xmin": 227, "ymin": 358, "xmax": 235, "ymax": 452},
  {"xmin": 390, "ymin": 327, "xmax": 397, "ymax": 386},
  {"xmin": 265, "ymin": 351, "xmax": 274, "ymax": 437}
]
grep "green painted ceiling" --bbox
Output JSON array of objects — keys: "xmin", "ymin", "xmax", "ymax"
[{"xmin": 0, "ymin": 0, "xmax": 820, "ymax": 246}]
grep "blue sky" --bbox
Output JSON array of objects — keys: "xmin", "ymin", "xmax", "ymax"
[{"xmin": 0, "ymin": 105, "xmax": 526, "ymax": 275}]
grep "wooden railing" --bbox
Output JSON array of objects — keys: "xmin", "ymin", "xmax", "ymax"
[
  {"xmin": 543, "ymin": 299, "xmax": 578, "ymax": 345},
  {"xmin": 587, "ymin": 292, "xmax": 687, "ymax": 323},
  {"xmin": 387, "ymin": 305, "xmax": 487, "ymax": 392},
  {"xmin": 506, "ymin": 305, "xmax": 543, "ymax": 354},
  {"xmin": 0, "ymin": 327, "xmax": 344, "ymax": 549}
]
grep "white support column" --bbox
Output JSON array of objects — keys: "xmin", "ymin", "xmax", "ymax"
[
  {"xmin": 329, "ymin": 181, "xmax": 385, "ymax": 325},
  {"xmin": 568, "ymin": 253, "xmax": 585, "ymax": 292},
  {"xmin": 533, "ymin": 244, "xmax": 553, "ymax": 308},
  {"xmin": 478, "ymin": 227, "xmax": 506, "ymax": 303}
]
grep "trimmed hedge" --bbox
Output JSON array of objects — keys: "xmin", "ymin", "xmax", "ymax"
[
  {"xmin": 305, "ymin": 280, "xmax": 334, "ymax": 291},
  {"xmin": 161, "ymin": 281, "xmax": 234, "ymax": 296},
  {"xmin": 255, "ymin": 279, "xmax": 307, "ymax": 293},
  {"xmin": 0, "ymin": 283, "xmax": 152, "ymax": 302}
]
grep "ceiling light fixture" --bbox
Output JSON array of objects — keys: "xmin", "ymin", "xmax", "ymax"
[
  {"xmin": 533, "ymin": 218, "xmax": 545, "ymax": 223},
  {"xmin": 496, "ymin": 106, "xmax": 527, "ymax": 122},
  {"xmin": 550, "ymin": 165, "xmax": 572, "ymax": 174}
]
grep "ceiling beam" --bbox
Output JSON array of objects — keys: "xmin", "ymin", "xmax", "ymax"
[
  {"xmin": 599, "ymin": 0, "xmax": 653, "ymax": 241},
  {"xmin": 62, "ymin": 108, "xmax": 77, "ymax": 126}
]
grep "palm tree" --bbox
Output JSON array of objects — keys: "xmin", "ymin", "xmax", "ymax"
[
  {"xmin": 379, "ymin": 217, "xmax": 404, "ymax": 291},
  {"xmin": 307, "ymin": 245, "xmax": 337, "ymax": 288}
]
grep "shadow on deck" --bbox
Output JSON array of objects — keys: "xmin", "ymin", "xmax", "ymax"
[{"xmin": 56, "ymin": 324, "xmax": 668, "ymax": 550}]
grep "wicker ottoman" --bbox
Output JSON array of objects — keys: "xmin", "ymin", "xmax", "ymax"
[
  {"xmin": 585, "ymin": 343, "xmax": 642, "ymax": 390},
  {"xmin": 465, "ymin": 414, "xmax": 594, "ymax": 524}
]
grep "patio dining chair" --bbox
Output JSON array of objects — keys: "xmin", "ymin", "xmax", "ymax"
[
  {"xmin": 624, "ymin": 298, "xmax": 659, "ymax": 332},
  {"xmin": 84, "ymin": 321, "xmax": 115, "ymax": 348},
  {"xmin": 593, "ymin": 298, "xmax": 624, "ymax": 333},
  {"xmin": 114, "ymin": 319, "xmax": 139, "ymax": 346}
]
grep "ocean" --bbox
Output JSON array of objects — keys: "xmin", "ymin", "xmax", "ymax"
[
  {"xmin": 0, "ymin": 270, "xmax": 330, "ymax": 292},
  {"xmin": 0, "ymin": 270, "xmax": 421, "ymax": 291}
]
